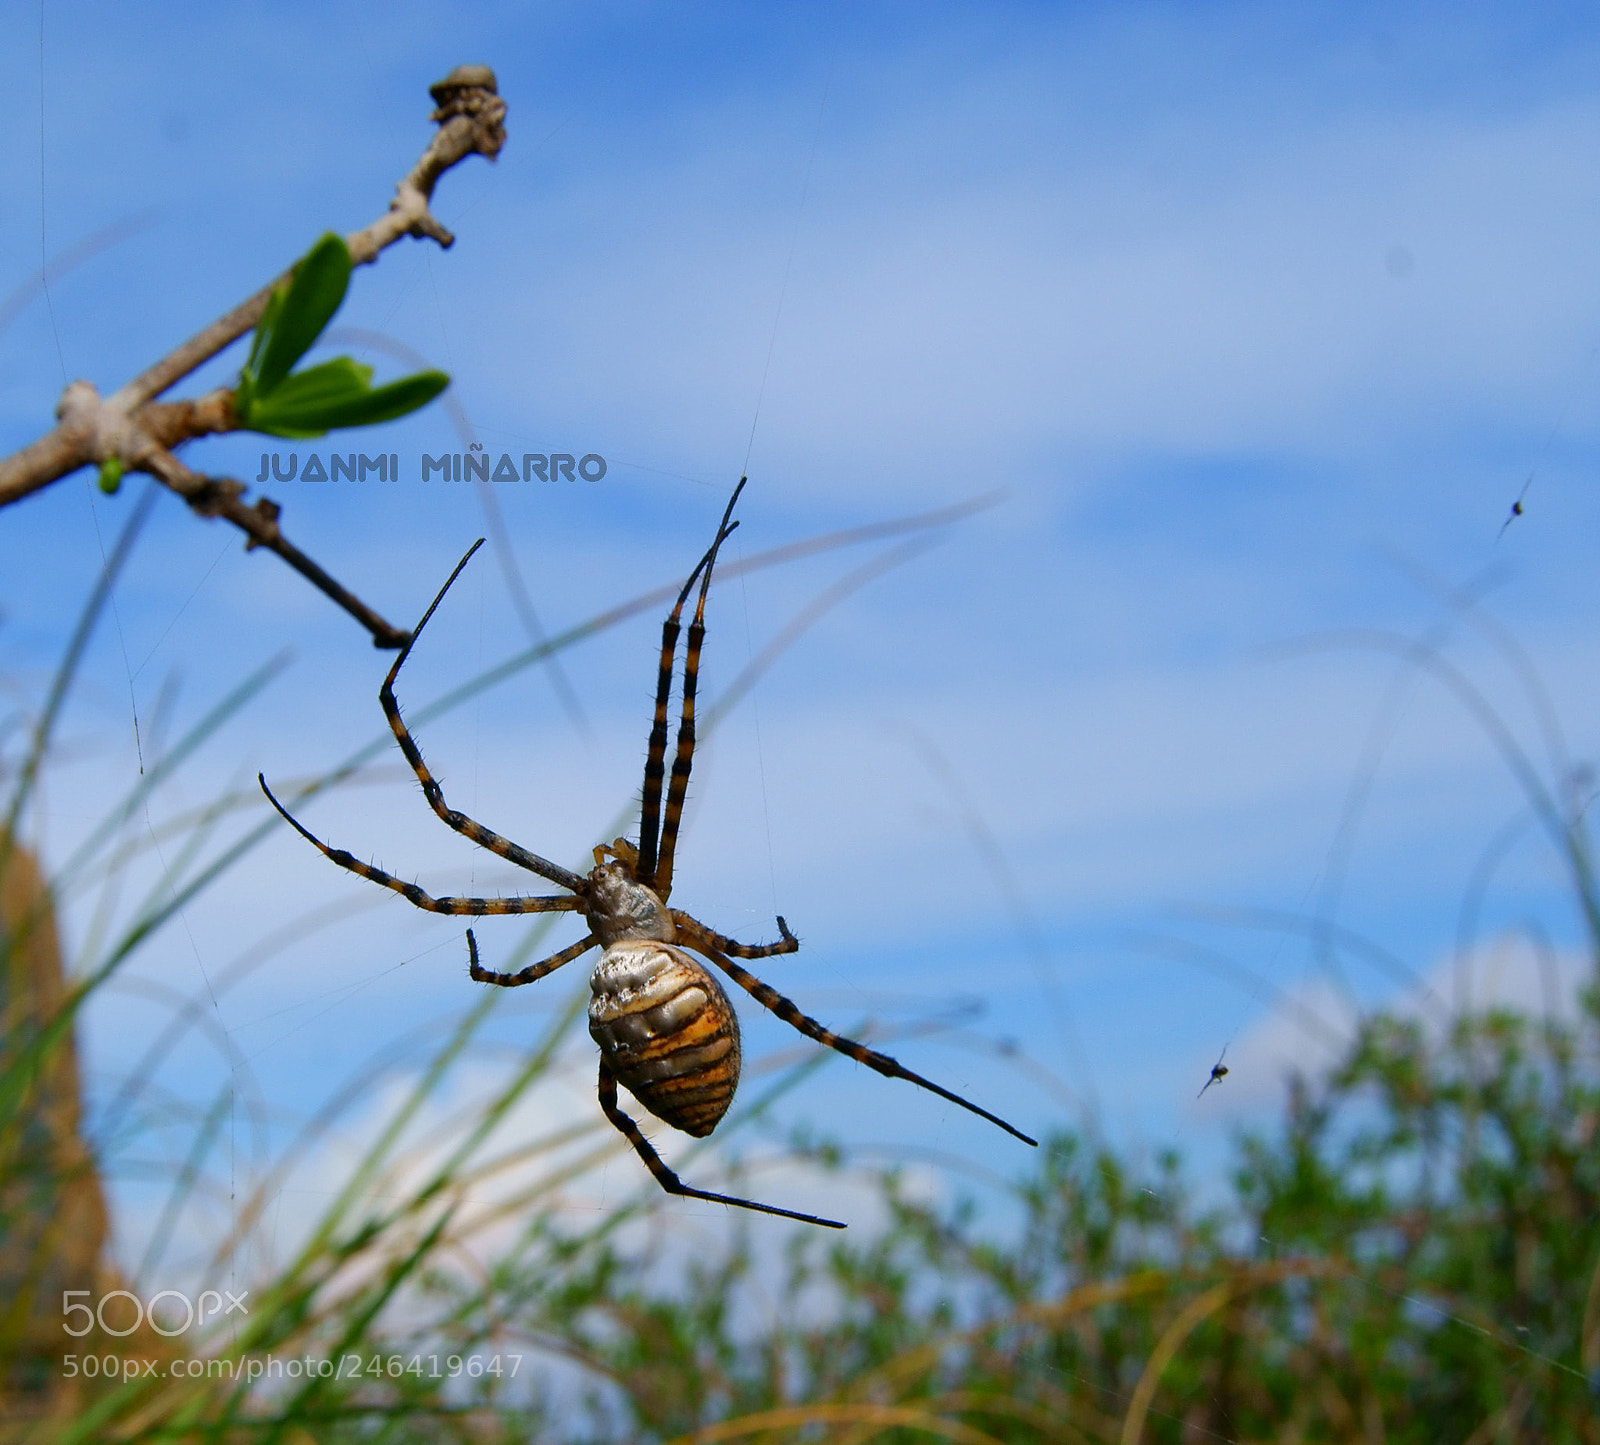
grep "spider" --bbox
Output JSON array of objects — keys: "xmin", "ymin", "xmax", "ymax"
[{"xmin": 259, "ymin": 481, "xmax": 1037, "ymax": 1228}]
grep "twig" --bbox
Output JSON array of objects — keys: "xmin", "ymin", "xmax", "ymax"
[
  {"xmin": 0, "ymin": 64, "xmax": 507, "ymax": 648},
  {"xmin": 139, "ymin": 447, "xmax": 413, "ymax": 648}
]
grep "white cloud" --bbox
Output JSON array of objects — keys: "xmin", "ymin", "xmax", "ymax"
[{"xmin": 1190, "ymin": 933, "xmax": 1593, "ymax": 1121}]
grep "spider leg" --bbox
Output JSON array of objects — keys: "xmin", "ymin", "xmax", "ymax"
[
  {"xmin": 654, "ymin": 479, "xmax": 746, "ymax": 898},
  {"xmin": 259, "ymin": 775, "xmax": 584, "ymax": 917},
  {"xmin": 669, "ymin": 908, "xmax": 798, "ymax": 959},
  {"xmin": 637, "ymin": 479, "xmax": 746, "ymax": 888},
  {"xmin": 468, "ymin": 928, "xmax": 597, "ymax": 987},
  {"xmin": 634, "ymin": 572, "xmax": 693, "ymax": 886},
  {"xmin": 379, "ymin": 539, "xmax": 588, "ymax": 894},
  {"xmin": 597, "ymin": 1059, "xmax": 844, "ymax": 1229},
  {"xmin": 677, "ymin": 920, "xmax": 1038, "ymax": 1147}
]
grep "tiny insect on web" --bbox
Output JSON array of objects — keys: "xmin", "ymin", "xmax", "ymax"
[
  {"xmin": 1197, "ymin": 1046, "xmax": 1229, "ymax": 1100},
  {"xmin": 259, "ymin": 480, "xmax": 1037, "ymax": 1227}
]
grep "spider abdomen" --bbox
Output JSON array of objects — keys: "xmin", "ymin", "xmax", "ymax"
[{"xmin": 587, "ymin": 941, "xmax": 741, "ymax": 1138}]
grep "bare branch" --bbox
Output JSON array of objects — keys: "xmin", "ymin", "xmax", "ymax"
[
  {"xmin": 113, "ymin": 66, "xmax": 505, "ymax": 413},
  {"xmin": 0, "ymin": 66, "xmax": 506, "ymax": 649},
  {"xmin": 139, "ymin": 447, "xmax": 412, "ymax": 648}
]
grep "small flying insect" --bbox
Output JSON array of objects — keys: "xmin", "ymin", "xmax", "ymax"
[
  {"xmin": 1197, "ymin": 1046, "xmax": 1230, "ymax": 1099},
  {"xmin": 1499, "ymin": 484, "xmax": 1529, "ymax": 538},
  {"xmin": 260, "ymin": 481, "xmax": 1036, "ymax": 1228}
]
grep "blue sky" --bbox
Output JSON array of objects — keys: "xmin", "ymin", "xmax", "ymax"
[{"xmin": 5, "ymin": 1, "xmax": 1600, "ymax": 1262}]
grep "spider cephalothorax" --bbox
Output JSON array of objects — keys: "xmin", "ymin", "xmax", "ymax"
[
  {"xmin": 260, "ymin": 481, "xmax": 1035, "ymax": 1228},
  {"xmin": 582, "ymin": 845, "xmax": 674, "ymax": 945}
]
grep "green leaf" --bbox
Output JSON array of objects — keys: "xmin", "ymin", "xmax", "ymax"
[
  {"xmin": 233, "ymin": 231, "xmax": 448, "ymax": 438},
  {"xmin": 250, "ymin": 233, "xmax": 352, "ymax": 394},
  {"xmin": 309, "ymin": 370, "xmax": 450, "ymax": 429},
  {"xmin": 245, "ymin": 361, "xmax": 450, "ymax": 439},
  {"xmin": 96, "ymin": 457, "xmax": 125, "ymax": 495},
  {"xmin": 241, "ymin": 282, "xmax": 284, "ymax": 392}
]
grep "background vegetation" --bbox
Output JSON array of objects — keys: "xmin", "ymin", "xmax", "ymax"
[{"xmin": 3, "ymin": 508, "xmax": 1597, "ymax": 1443}]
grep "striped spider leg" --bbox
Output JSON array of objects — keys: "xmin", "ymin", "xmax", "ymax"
[
  {"xmin": 259, "ymin": 537, "xmax": 589, "ymax": 941},
  {"xmin": 262, "ymin": 480, "xmax": 1034, "ymax": 1231}
]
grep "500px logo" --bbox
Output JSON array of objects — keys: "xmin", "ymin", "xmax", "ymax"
[
  {"xmin": 254, "ymin": 441, "xmax": 608, "ymax": 484},
  {"xmin": 62, "ymin": 1288, "xmax": 248, "ymax": 1337}
]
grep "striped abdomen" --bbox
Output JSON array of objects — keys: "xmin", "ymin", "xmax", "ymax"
[{"xmin": 587, "ymin": 941, "xmax": 741, "ymax": 1137}]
